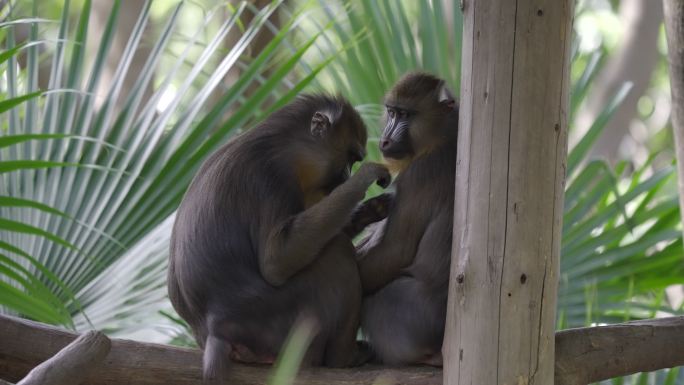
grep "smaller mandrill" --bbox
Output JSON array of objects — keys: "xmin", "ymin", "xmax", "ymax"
[
  {"xmin": 359, "ymin": 72, "xmax": 458, "ymax": 366},
  {"xmin": 168, "ymin": 94, "xmax": 391, "ymax": 379}
]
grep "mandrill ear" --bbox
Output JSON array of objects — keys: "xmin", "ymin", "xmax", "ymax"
[
  {"xmin": 438, "ymin": 83, "xmax": 456, "ymax": 109},
  {"xmin": 310, "ymin": 111, "xmax": 332, "ymax": 137}
]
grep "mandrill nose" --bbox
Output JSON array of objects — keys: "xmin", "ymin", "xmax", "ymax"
[{"xmin": 380, "ymin": 138, "xmax": 392, "ymax": 151}]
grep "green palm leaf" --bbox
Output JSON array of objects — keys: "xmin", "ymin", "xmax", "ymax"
[
  {"xmin": 2, "ymin": 8, "xmax": 683, "ymax": 385},
  {"xmin": 310, "ymin": 0, "xmax": 684, "ymax": 343},
  {"xmin": 0, "ymin": 0, "xmax": 344, "ymax": 336}
]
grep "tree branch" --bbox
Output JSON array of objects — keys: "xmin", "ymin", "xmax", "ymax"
[
  {"xmin": 555, "ymin": 317, "xmax": 684, "ymax": 385},
  {"xmin": 17, "ymin": 330, "xmax": 110, "ymax": 385},
  {"xmin": 579, "ymin": 0, "xmax": 663, "ymax": 164},
  {"xmin": 0, "ymin": 314, "xmax": 440, "ymax": 385},
  {"xmin": 663, "ymin": 0, "xmax": 684, "ymax": 239},
  {"xmin": 1, "ymin": 314, "xmax": 682, "ymax": 385}
]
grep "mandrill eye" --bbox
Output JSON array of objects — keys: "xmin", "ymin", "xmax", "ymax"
[
  {"xmin": 387, "ymin": 109, "xmax": 395, "ymax": 119},
  {"xmin": 398, "ymin": 109, "xmax": 409, "ymax": 119}
]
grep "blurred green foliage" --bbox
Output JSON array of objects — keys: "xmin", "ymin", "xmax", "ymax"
[{"xmin": 0, "ymin": 0, "xmax": 682, "ymax": 384}]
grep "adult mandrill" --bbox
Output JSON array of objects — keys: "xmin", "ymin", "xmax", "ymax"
[
  {"xmin": 168, "ymin": 94, "xmax": 391, "ymax": 379},
  {"xmin": 358, "ymin": 72, "xmax": 458, "ymax": 366}
]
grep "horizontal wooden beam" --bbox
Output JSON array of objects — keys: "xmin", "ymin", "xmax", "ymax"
[
  {"xmin": 1, "ymin": 314, "xmax": 683, "ymax": 385},
  {"xmin": 555, "ymin": 316, "xmax": 684, "ymax": 385},
  {"xmin": 16, "ymin": 329, "xmax": 110, "ymax": 385},
  {"xmin": 0, "ymin": 314, "xmax": 440, "ymax": 385}
]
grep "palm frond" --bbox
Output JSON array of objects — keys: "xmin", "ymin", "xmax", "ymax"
[{"xmin": 0, "ymin": 0, "xmax": 342, "ymax": 336}]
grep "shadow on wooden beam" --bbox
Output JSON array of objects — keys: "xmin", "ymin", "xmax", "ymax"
[{"xmin": 1, "ymin": 314, "xmax": 683, "ymax": 385}]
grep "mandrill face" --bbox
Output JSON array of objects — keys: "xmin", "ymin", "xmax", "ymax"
[{"xmin": 379, "ymin": 72, "xmax": 456, "ymax": 172}]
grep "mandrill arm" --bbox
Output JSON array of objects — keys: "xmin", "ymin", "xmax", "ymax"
[{"xmin": 260, "ymin": 163, "xmax": 390, "ymax": 287}]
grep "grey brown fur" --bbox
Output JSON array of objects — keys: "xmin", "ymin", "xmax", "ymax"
[
  {"xmin": 168, "ymin": 94, "xmax": 390, "ymax": 379},
  {"xmin": 359, "ymin": 72, "xmax": 458, "ymax": 365}
]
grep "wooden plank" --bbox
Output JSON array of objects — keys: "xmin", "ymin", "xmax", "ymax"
[{"xmin": 444, "ymin": 0, "xmax": 573, "ymax": 384}]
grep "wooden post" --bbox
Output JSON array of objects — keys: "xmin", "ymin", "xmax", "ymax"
[
  {"xmin": 443, "ymin": 0, "xmax": 573, "ymax": 384},
  {"xmin": 663, "ymin": 0, "xmax": 684, "ymax": 229}
]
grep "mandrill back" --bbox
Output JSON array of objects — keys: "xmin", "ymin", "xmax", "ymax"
[
  {"xmin": 169, "ymin": 114, "xmax": 303, "ymax": 345},
  {"xmin": 168, "ymin": 94, "xmax": 390, "ymax": 379}
]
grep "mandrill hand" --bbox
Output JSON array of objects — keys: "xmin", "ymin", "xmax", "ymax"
[{"xmin": 344, "ymin": 193, "xmax": 394, "ymax": 238}]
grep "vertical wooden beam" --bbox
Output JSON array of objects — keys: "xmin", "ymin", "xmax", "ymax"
[
  {"xmin": 663, "ymin": 0, "xmax": 684, "ymax": 230},
  {"xmin": 443, "ymin": 0, "xmax": 573, "ymax": 384}
]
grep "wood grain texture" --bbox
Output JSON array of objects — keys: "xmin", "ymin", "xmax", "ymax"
[
  {"xmin": 0, "ymin": 315, "xmax": 440, "ymax": 385},
  {"xmin": 444, "ymin": 0, "xmax": 573, "ymax": 384},
  {"xmin": 17, "ymin": 330, "xmax": 110, "ymax": 385},
  {"xmin": 663, "ymin": 0, "xmax": 684, "ymax": 231},
  {"xmin": 2, "ymin": 315, "xmax": 684, "ymax": 384},
  {"xmin": 555, "ymin": 317, "xmax": 684, "ymax": 385}
]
